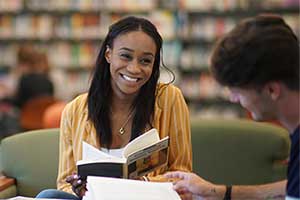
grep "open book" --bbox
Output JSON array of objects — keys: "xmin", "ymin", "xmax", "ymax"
[
  {"xmin": 83, "ymin": 176, "xmax": 181, "ymax": 200},
  {"xmin": 77, "ymin": 128, "xmax": 169, "ymax": 179}
]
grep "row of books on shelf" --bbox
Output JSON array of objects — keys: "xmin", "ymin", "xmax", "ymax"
[
  {"xmin": 1, "ymin": 12, "xmax": 298, "ymax": 42},
  {"xmin": 178, "ymin": 0, "xmax": 299, "ymax": 10},
  {"xmin": 0, "ymin": 11, "xmax": 176, "ymax": 40},
  {"xmin": 1, "ymin": 0, "xmax": 298, "ymax": 12},
  {"xmin": 179, "ymin": 46, "xmax": 211, "ymax": 70},
  {"xmin": 47, "ymin": 68, "xmax": 90, "ymax": 100},
  {"xmin": 179, "ymin": 13, "xmax": 299, "ymax": 39},
  {"xmin": 179, "ymin": 73, "xmax": 229, "ymax": 100},
  {"xmin": 0, "ymin": 42, "xmax": 98, "ymax": 69},
  {"xmin": 0, "ymin": 0, "xmax": 157, "ymax": 12}
]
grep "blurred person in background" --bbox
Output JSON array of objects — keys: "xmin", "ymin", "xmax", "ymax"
[
  {"xmin": 14, "ymin": 46, "xmax": 54, "ymax": 108},
  {"xmin": 0, "ymin": 45, "xmax": 40, "ymax": 137}
]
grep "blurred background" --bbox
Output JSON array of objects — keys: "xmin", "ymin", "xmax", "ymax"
[{"xmin": 0, "ymin": 0, "xmax": 299, "ymax": 136}]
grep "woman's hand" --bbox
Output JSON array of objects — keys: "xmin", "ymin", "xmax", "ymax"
[{"xmin": 66, "ymin": 174, "xmax": 87, "ymax": 197}]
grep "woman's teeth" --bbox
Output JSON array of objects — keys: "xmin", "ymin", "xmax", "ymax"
[{"xmin": 122, "ymin": 74, "xmax": 138, "ymax": 82}]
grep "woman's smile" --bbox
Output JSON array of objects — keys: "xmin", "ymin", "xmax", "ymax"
[{"xmin": 120, "ymin": 73, "xmax": 141, "ymax": 82}]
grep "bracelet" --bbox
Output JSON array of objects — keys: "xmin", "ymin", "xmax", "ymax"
[{"xmin": 223, "ymin": 185, "xmax": 232, "ymax": 200}]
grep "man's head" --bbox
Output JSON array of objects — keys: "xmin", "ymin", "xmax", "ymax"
[{"xmin": 210, "ymin": 14, "xmax": 299, "ymax": 121}]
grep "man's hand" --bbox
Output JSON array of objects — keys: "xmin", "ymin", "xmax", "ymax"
[{"xmin": 165, "ymin": 171, "xmax": 225, "ymax": 199}]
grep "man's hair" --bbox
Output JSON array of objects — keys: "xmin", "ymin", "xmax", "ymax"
[{"xmin": 210, "ymin": 14, "xmax": 299, "ymax": 90}]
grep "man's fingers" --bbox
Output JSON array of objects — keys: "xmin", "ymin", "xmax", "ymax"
[
  {"xmin": 173, "ymin": 180, "xmax": 189, "ymax": 191},
  {"xmin": 179, "ymin": 192, "xmax": 193, "ymax": 200},
  {"xmin": 177, "ymin": 187, "xmax": 189, "ymax": 194},
  {"xmin": 165, "ymin": 171, "xmax": 187, "ymax": 179}
]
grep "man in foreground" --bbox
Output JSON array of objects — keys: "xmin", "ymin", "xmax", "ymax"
[{"xmin": 166, "ymin": 14, "xmax": 299, "ymax": 200}]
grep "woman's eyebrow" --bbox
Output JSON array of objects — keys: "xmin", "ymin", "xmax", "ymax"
[
  {"xmin": 118, "ymin": 47, "xmax": 154, "ymax": 57},
  {"xmin": 118, "ymin": 47, "xmax": 133, "ymax": 52}
]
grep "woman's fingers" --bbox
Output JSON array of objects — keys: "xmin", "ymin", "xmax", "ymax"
[
  {"xmin": 66, "ymin": 174, "xmax": 87, "ymax": 197},
  {"xmin": 72, "ymin": 181, "xmax": 86, "ymax": 197},
  {"xmin": 66, "ymin": 174, "xmax": 80, "ymax": 183}
]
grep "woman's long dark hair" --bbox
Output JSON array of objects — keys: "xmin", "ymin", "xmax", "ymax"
[{"xmin": 87, "ymin": 16, "xmax": 163, "ymax": 148}]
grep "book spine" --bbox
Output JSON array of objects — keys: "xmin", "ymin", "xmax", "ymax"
[{"xmin": 123, "ymin": 165, "xmax": 128, "ymax": 179}]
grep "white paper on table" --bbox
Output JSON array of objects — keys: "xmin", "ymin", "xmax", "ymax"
[
  {"xmin": 82, "ymin": 176, "xmax": 181, "ymax": 200},
  {"xmin": 7, "ymin": 197, "xmax": 66, "ymax": 200}
]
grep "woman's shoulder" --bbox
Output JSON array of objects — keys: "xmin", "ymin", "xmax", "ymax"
[
  {"xmin": 156, "ymin": 83, "xmax": 184, "ymax": 104},
  {"xmin": 156, "ymin": 83, "xmax": 183, "ymax": 98},
  {"xmin": 64, "ymin": 93, "xmax": 88, "ymax": 114}
]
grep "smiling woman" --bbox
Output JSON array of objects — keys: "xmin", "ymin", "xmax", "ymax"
[
  {"xmin": 36, "ymin": 16, "xmax": 192, "ymax": 200},
  {"xmin": 105, "ymin": 31, "xmax": 156, "ymax": 97}
]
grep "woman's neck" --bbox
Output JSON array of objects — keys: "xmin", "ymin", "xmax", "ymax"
[
  {"xmin": 111, "ymin": 92, "xmax": 136, "ymax": 113},
  {"xmin": 111, "ymin": 95, "xmax": 134, "ymax": 112}
]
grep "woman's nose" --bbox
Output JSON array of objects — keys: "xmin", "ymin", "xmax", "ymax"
[{"xmin": 127, "ymin": 61, "xmax": 141, "ymax": 73}]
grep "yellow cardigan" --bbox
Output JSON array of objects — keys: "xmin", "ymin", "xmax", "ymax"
[{"xmin": 57, "ymin": 83, "xmax": 192, "ymax": 193}]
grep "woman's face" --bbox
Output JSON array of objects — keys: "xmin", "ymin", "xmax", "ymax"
[{"xmin": 105, "ymin": 31, "xmax": 157, "ymax": 98}]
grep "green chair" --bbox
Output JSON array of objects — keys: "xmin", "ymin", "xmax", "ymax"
[
  {"xmin": 191, "ymin": 118, "xmax": 290, "ymax": 185},
  {"xmin": 0, "ymin": 128, "xmax": 59, "ymax": 198}
]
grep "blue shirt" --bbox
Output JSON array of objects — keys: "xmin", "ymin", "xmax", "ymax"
[{"xmin": 287, "ymin": 126, "xmax": 299, "ymax": 198}]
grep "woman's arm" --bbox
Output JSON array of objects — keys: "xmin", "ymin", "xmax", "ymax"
[
  {"xmin": 166, "ymin": 87, "xmax": 192, "ymax": 172},
  {"xmin": 57, "ymin": 103, "xmax": 76, "ymax": 194}
]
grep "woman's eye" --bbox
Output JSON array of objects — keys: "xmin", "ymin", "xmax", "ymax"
[
  {"xmin": 140, "ymin": 58, "xmax": 152, "ymax": 65},
  {"xmin": 120, "ymin": 54, "xmax": 132, "ymax": 60}
]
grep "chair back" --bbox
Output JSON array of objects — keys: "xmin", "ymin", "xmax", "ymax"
[
  {"xmin": 191, "ymin": 118, "xmax": 290, "ymax": 185},
  {"xmin": 0, "ymin": 128, "xmax": 59, "ymax": 197},
  {"xmin": 20, "ymin": 96, "xmax": 57, "ymax": 130},
  {"xmin": 42, "ymin": 102, "xmax": 66, "ymax": 128}
]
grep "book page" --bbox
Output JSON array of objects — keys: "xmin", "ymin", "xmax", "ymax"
[
  {"xmin": 123, "ymin": 128, "xmax": 160, "ymax": 158},
  {"xmin": 83, "ymin": 176, "xmax": 181, "ymax": 200},
  {"xmin": 82, "ymin": 141, "xmax": 115, "ymax": 161},
  {"xmin": 78, "ymin": 142, "xmax": 126, "ymax": 165}
]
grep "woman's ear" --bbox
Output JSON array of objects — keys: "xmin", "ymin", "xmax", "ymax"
[{"xmin": 105, "ymin": 46, "xmax": 111, "ymax": 63}]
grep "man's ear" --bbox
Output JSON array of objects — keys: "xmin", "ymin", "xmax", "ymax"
[
  {"xmin": 105, "ymin": 46, "xmax": 111, "ymax": 63},
  {"xmin": 265, "ymin": 82, "xmax": 281, "ymax": 100}
]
